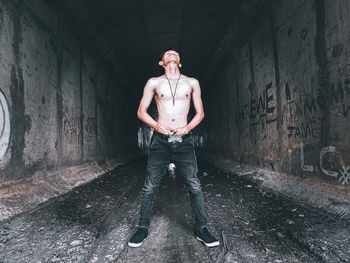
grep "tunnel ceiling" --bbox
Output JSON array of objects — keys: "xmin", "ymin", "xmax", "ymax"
[{"xmin": 65, "ymin": 0, "xmax": 263, "ymax": 99}]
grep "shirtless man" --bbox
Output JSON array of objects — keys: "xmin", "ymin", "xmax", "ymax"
[{"xmin": 128, "ymin": 48, "xmax": 219, "ymax": 248}]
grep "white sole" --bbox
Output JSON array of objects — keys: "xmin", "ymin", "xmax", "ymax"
[
  {"xmin": 196, "ymin": 236, "xmax": 220, "ymax": 247},
  {"xmin": 128, "ymin": 237, "xmax": 147, "ymax": 248}
]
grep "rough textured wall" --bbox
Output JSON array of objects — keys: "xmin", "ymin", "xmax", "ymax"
[
  {"xmin": 0, "ymin": 0, "xmax": 136, "ymax": 182},
  {"xmin": 324, "ymin": 0, "xmax": 350, "ymax": 176},
  {"xmin": 275, "ymin": 0, "xmax": 321, "ymax": 175},
  {"xmin": 205, "ymin": 0, "xmax": 350, "ymax": 185}
]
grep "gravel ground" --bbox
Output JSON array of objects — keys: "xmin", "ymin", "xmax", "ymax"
[{"xmin": 0, "ymin": 157, "xmax": 349, "ymax": 263}]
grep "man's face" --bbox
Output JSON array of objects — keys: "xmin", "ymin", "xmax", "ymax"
[{"xmin": 162, "ymin": 50, "xmax": 180, "ymax": 65}]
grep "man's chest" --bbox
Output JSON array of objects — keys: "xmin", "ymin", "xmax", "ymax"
[{"xmin": 154, "ymin": 81, "xmax": 192, "ymax": 100}]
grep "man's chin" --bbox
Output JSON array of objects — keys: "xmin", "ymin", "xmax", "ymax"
[{"xmin": 166, "ymin": 61, "xmax": 179, "ymax": 65}]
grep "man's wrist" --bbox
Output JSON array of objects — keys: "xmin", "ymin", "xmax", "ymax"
[{"xmin": 151, "ymin": 122, "xmax": 159, "ymax": 130}]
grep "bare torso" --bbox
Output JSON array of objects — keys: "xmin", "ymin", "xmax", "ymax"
[{"xmin": 152, "ymin": 74, "xmax": 194, "ymax": 129}]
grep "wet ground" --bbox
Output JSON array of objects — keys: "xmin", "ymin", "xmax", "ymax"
[{"xmin": 0, "ymin": 157, "xmax": 349, "ymax": 263}]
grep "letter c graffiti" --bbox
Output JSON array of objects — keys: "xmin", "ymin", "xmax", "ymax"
[{"xmin": 0, "ymin": 88, "xmax": 11, "ymax": 163}]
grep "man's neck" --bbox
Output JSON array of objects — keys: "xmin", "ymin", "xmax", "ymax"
[{"xmin": 164, "ymin": 63, "xmax": 181, "ymax": 79}]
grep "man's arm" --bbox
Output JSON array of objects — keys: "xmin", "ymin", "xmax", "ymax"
[
  {"xmin": 137, "ymin": 78, "xmax": 173, "ymax": 134},
  {"xmin": 137, "ymin": 78, "xmax": 158, "ymax": 128},
  {"xmin": 187, "ymin": 78, "xmax": 205, "ymax": 130},
  {"xmin": 174, "ymin": 78, "xmax": 205, "ymax": 135}
]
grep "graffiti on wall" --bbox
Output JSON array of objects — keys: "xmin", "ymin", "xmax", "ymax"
[
  {"xmin": 233, "ymin": 82, "xmax": 277, "ymax": 128},
  {"xmin": 250, "ymin": 82, "xmax": 276, "ymax": 126},
  {"xmin": 300, "ymin": 142, "xmax": 350, "ymax": 184},
  {"xmin": 63, "ymin": 115, "xmax": 80, "ymax": 136},
  {"xmin": 280, "ymin": 80, "xmax": 350, "ymax": 140},
  {"xmin": 0, "ymin": 89, "xmax": 11, "ymax": 163},
  {"xmin": 282, "ymin": 99, "xmax": 323, "ymax": 138},
  {"xmin": 327, "ymin": 80, "xmax": 350, "ymax": 118},
  {"xmin": 338, "ymin": 165, "xmax": 350, "ymax": 185}
]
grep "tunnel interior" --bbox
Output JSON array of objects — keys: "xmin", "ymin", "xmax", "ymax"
[
  {"xmin": 0, "ymin": 0, "xmax": 273, "ymax": 179},
  {"xmin": 0, "ymin": 0, "xmax": 349, "ymax": 194},
  {"xmin": 0, "ymin": 0, "xmax": 350, "ymax": 262},
  {"xmin": 0, "ymin": 0, "xmax": 349, "ymax": 197}
]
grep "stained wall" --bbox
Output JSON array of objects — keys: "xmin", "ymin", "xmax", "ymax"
[
  {"xmin": 203, "ymin": 0, "xmax": 350, "ymax": 185},
  {"xmin": 0, "ymin": 0, "xmax": 137, "ymax": 182}
]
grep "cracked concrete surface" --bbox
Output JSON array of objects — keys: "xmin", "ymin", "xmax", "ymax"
[{"xmin": 0, "ymin": 157, "xmax": 349, "ymax": 262}]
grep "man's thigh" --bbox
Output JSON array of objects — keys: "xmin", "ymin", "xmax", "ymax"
[
  {"xmin": 144, "ymin": 135, "xmax": 172, "ymax": 189},
  {"xmin": 173, "ymin": 138, "xmax": 201, "ymax": 190}
]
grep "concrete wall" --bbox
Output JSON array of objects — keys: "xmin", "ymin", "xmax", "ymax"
[
  {"xmin": 0, "ymin": 0, "xmax": 137, "ymax": 183},
  {"xmin": 204, "ymin": 0, "xmax": 350, "ymax": 185}
]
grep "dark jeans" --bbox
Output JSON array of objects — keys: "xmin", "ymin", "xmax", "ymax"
[{"xmin": 137, "ymin": 131, "xmax": 208, "ymax": 231}]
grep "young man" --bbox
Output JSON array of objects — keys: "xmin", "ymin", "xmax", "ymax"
[{"xmin": 128, "ymin": 48, "xmax": 219, "ymax": 248}]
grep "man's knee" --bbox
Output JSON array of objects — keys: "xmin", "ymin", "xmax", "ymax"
[
  {"xmin": 186, "ymin": 179, "xmax": 202, "ymax": 193},
  {"xmin": 141, "ymin": 184, "xmax": 158, "ymax": 195}
]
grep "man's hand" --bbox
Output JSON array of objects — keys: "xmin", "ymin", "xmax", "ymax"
[
  {"xmin": 155, "ymin": 123, "xmax": 175, "ymax": 135},
  {"xmin": 172, "ymin": 125, "xmax": 191, "ymax": 135}
]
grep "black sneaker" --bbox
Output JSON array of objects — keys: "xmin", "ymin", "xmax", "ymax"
[
  {"xmin": 195, "ymin": 227, "xmax": 220, "ymax": 247},
  {"xmin": 128, "ymin": 227, "xmax": 148, "ymax": 247}
]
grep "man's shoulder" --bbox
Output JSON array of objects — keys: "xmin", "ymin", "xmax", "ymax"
[
  {"xmin": 144, "ymin": 76, "xmax": 163, "ymax": 89},
  {"xmin": 179, "ymin": 74, "xmax": 198, "ymax": 83},
  {"xmin": 182, "ymin": 75, "xmax": 199, "ymax": 86},
  {"xmin": 147, "ymin": 76, "xmax": 164, "ymax": 84}
]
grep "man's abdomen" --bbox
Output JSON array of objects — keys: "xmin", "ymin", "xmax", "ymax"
[{"xmin": 157, "ymin": 101, "xmax": 190, "ymax": 129}]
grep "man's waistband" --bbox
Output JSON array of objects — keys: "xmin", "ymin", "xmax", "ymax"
[{"xmin": 153, "ymin": 131, "xmax": 191, "ymax": 140}]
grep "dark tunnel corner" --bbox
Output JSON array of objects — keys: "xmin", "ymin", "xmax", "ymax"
[
  {"xmin": 0, "ymin": 0, "xmax": 140, "ymax": 222},
  {"xmin": 192, "ymin": 0, "xmax": 350, "ymax": 215}
]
